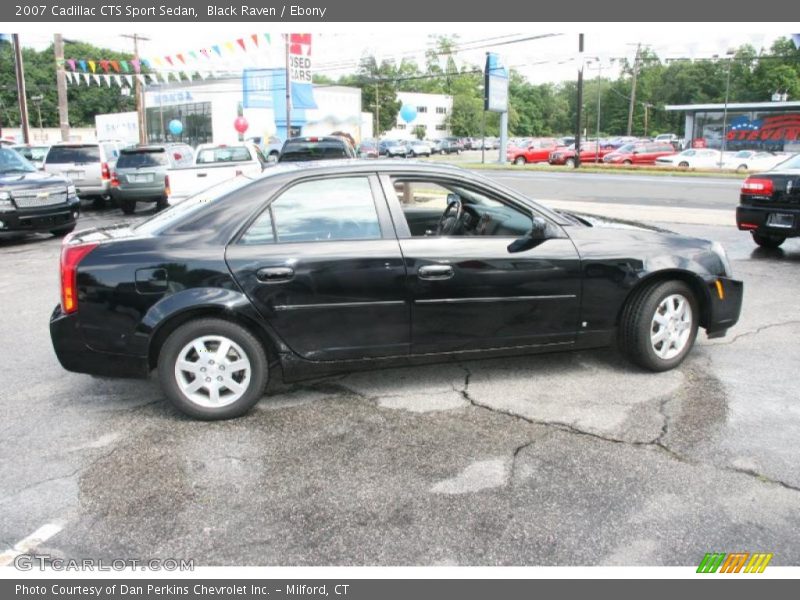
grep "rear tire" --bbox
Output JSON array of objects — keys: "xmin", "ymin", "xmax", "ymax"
[
  {"xmin": 514, "ymin": 156, "xmax": 526, "ymax": 165},
  {"xmin": 623, "ymin": 160, "xmax": 633, "ymax": 165},
  {"xmin": 156, "ymin": 196, "xmax": 169, "ymax": 210},
  {"xmin": 678, "ymin": 161, "xmax": 689, "ymax": 168},
  {"xmin": 751, "ymin": 232, "xmax": 785, "ymax": 248},
  {"xmin": 157, "ymin": 318, "xmax": 268, "ymax": 420},
  {"xmin": 91, "ymin": 196, "xmax": 107, "ymax": 209},
  {"xmin": 619, "ymin": 280, "xmax": 699, "ymax": 372},
  {"xmin": 120, "ymin": 198, "xmax": 136, "ymax": 215}
]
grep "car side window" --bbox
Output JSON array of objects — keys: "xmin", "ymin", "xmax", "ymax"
[
  {"xmin": 390, "ymin": 177, "xmax": 533, "ymax": 238},
  {"xmin": 240, "ymin": 177, "xmax": 382, "ymax": 245}
]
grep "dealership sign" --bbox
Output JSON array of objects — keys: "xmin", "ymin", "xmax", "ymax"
[
  {"xmin": 484, "ymin": 53, "xmax": 508, "ymax": 113},
  {"xmin": 727, "ymin": 114, "xmax": 800, "ymax": 142}
]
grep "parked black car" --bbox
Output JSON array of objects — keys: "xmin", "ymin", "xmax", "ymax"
[
  {"xmin": 0, "ymin": 147, "xmax": 80, "ymax": 237},
  {"xmin": 50, "ymin": 162, "xmax": 742, "ymax": 420},
  {"xmin": 736, "ymin": 154, "xmax": 800, "ymax": 248},
  {"xmin": 278, "ymin": 136, "xmax": 356, "ymax": 162}
]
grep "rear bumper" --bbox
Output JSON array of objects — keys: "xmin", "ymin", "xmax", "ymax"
[
  {"xmin": 111, "ymin": 186, "xmax": 166, "ymax": 202},
  {"xmin": 50, "ymin": 305, "xmax": 150, "ymax": 378},
  {"xmin": 75, "ymin": 182, "xmax": 111, "ymax": 198},
  {"xmin": 737, "ymin": 205, "xmax": 800, "ymax": 237},
  {"xmin": 704, "ymin": 276, "xmax": 744, "ymax": 337},
  {"xmin": 0, "ymin": 201, "xmax": 79, "ymax": 233}
]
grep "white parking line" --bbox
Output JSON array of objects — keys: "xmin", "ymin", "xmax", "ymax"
[{"xmin": 0, "ymin": 522, "xmax": 64, "ymax": 567}]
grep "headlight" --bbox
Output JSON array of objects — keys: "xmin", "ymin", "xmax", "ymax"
[
  {"xmin": 0, "ymin": 191, "xmax": 9, "ymax": 201},
  {"xmin": 67, "ymin": 184, "xmax": 77, "ymax": 196},
  {"xmin": 711, "ymin": 241, "xmax": 732, "ymax": 277},
  {"xmin": 0, "ymin": 191, "xmax": 12, "ymax": 211}
]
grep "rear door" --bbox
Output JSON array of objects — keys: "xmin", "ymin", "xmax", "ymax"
[{"xmin": 225, "ymin": 174, "xmax": 410, "ymax": 360}]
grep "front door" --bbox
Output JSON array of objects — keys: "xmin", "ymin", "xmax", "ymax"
[
  {"xmin": 225, "ymin": 175, "xmax": 409, "ymax": 361},
  {"xmin": 380, "ymin": 175, "xmax": 582, "ymax": 355}
]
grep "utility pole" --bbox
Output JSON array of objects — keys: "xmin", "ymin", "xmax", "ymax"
[
  {"xmin": 54, "ymin": 34, "xmax": 70, "ymax": 142},
  {"xmin": 374, "ymin": 83, "xmax": 379, "ymax": 138},
  {"xmin": 595, "ymin": 60, "xmax": 602, "ymax": 164},
  {"xmin": 643, "ymin": 103, "xmax": 650, "ymax": 137},
  {"xmin": 626, "ymin": 43, "xmax": 641, "ymax": 137},
  {"xmin": 121, "ymin": 33, "xmax": 149, "ymax": 144},
  {"xmin": 574, "ymin": 33, "xmax": 584, "ymax": 168},
  {"xmin": 719, "ymin": 51, "xmax": 734, "ymax": 168},
  {"xmin": 284, "ymin": 34, "xmax": 292, "ymax": 140},
  {"xmin": 31, "ymin": 95, "xmax": 44, "ymax": 141},
  {"xmin": 12, "ymin": 34, "xmax": 31, "ymax": 144}
]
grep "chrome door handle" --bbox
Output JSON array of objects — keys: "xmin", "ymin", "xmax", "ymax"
[
  {"xmin": 418, "ymin": 265, "xmax": 454, "ymax": 280},
  {"xmin": 256, "ymin": 267, "xmax": 295, "ymax": 283}
]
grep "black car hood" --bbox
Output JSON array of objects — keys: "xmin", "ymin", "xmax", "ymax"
[
  {"xmin": 557, "ymin": 209, "xmax": 675, "ymax": 234},
  {"xmin": 0, "ymin": 170, "xmax": 69, "ymax": 188}
]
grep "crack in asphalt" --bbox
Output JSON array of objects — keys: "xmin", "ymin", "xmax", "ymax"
[
  {"xmin": 455, "ymin": 364, "xmax": 800, "ymax": 494},
  {"xmin": 0, "ymin": 447, "xmax": 121, "ymax": 505},
  {"xmin": 710, "ymin": 319, "xmax": 800, "ymax": 346}
]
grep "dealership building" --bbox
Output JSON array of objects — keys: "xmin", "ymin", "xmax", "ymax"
[
  {"xmin": 665, "ymin": 100, "xmax": 800, "ymax": 153},
  {"xmin": 142, "ymin": 73, "xmax": 365, "ymax": 146}
]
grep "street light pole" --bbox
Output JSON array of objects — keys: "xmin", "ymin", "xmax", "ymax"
[
  {"xmin": 719, "ymin": 52, "xmax": 733, "ymax": 168},
  {"xmin": 574, "ymin": 33, "xmax": 584, "ymax": 168},
  {"xmin": 594, "ymin": 60, "xmax": 602, "ymax": 164}
]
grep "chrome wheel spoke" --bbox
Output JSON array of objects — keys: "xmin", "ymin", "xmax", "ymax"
[
  {"xmin": 174, "ymin": 334, "xmax": 252, "ymax": 408},
  {"xmin": 650, "ymin": 293, "xmax": 693, "ymax": 361}
]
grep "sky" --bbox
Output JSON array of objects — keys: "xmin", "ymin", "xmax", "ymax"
[{"xmin": 16, "ymin": 24, "xmax": 794, "ymax": 86}]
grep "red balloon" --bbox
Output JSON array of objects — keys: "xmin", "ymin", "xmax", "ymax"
[{"xmin": 234, "ymin": 116, "xmax": 249, "ymax": 134}]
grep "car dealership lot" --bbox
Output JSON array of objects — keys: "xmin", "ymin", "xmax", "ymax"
[{"xmin": 1, "ymin": 174, "xmax": 799, "ymax": 566}]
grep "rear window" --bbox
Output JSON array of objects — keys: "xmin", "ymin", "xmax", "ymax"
[
  {"xmin": 46, "ymin": 145, "xmax": 100, "ymax": 164},
  {"xmin": 117, "ymin": 149, "xmax": 169, "ymax": 169},
  {"xmin": 279, "ymin": 140, "xmax": 351, "ymax": 162},
  {"xmin": 196, "ymin": 146, "xmax": 253, "ymax": 164}
]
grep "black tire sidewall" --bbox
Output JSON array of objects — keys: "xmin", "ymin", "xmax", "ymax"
[
  {"xmin": 751, "ymin": 232, "xmax": 785, "ymax": 248},
  {"xmin": 157, "ymin": 318, "xmax": 268, "ymax": 420},
  {"xmin": 120, "ymin": 199, "xmax": 136, "ymax": 214},
  {"xmin": 623, "ymin": 280, "xmax": 699, "ymax": 372}
]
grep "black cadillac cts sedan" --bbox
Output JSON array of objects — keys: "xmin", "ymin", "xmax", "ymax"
[{"xmin": 50, "ymin": 162, "xmax": 743, "ymax": 420}]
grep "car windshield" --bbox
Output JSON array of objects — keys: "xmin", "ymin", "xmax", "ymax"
[
  {"xmin": 280, "ymin": 140, "xmax": 350, "ymax": 161},
  {"xmin": 13, "ymin": 146, "xmax": 49, "ymax": 162},
  {"xmin": 0, "ymin": 147, "xmax": 37, "ymax": 174},
  {"xmin": 773, "ymin": 154, "xmax": 800, "ymax": 170},
  {"xmin": 734, "ymin": 151, "xmax": 753, "ymax": 158},
  {"xmin": 117, "ymin": 149, "xmax": 169, "ymax": 169},
  {"xmin": 196, "ymin": 146, "xmax": 253, "ymax": 163},
  {"xmin": 616, "ymin": 144, "xmax": 636, "ymax": 153},
  {"xmin": 46, "ymin": 145, "xmax": 100, "ymax": 164}
]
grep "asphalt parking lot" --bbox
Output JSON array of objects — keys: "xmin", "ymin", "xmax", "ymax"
[{"xmin": 1, "ymin": 173, "xmax": 799, "ymax": 566}]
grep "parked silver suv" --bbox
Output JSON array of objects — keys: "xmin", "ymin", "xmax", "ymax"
[{"xmin": 43, "ymin": 141, "xmax": 124, "ymax": 207}]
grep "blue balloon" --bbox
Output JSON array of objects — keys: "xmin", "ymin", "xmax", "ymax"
[
  {"xmin": 399, "ymin": 104, "xmax": 417, "ymax": 123},
  {"xmin": 168, "ymin": 119, "xmax": 183, "ymax": 136}
]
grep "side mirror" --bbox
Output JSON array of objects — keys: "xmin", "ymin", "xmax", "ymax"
[
  {"xmin": 446, "ymin": 193, "xmax": 460, "ymax": 206},
  {"xmin": 507, "ymin": 216, "xmax": 551, "ymax": 253}
]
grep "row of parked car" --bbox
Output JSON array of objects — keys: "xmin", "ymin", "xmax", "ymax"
[{"xmin": 505, "ymin": 136, "xmax": 793, "ymax": 171}]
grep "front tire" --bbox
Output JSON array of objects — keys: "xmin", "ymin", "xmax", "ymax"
[
  {"xmin": 751, "ymin": 231, "xmax": 785, "ymax": 248},
  {"xmin": 619, "ymin": 280, "xmax": 699, "ymax": 372},
  {"xmin": 158, "ymin": 318, "xmax": 268, "ymax": 420},
  {"xmin": 565, "ymin": 158, "xmax": 576, "ymax": 168},
  {"xmin": 514, "ymin": 156, "xmax": 526, "ymax": 165}
]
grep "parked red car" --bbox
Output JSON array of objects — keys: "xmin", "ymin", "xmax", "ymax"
[
  {"xmin": 507, "ymin": 138, "xmax": 561, "ymax": 164},
  {"xmin": 548, "ymin": 142, "xmax": 612, "ymax": 166},
  {"xmin": 603, "ymin": 142, "xmax": 676, "ymax": 165}
]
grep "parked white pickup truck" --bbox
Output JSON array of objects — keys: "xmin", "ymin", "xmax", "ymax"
[{"xmin": 167, "ymin": 142, "xmax": 268, "ymax": 203}]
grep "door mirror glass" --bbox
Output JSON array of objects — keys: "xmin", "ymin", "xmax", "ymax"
[{"xmin": 507, "ymin": 216, "xmax": 551, "ymax": 253}]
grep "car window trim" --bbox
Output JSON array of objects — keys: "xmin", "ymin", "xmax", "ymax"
[
  {"xmin": 231, "ymin": 173, "xmax": 393, "ymax": 246},
  {"xmin": 377, "ymin": 172, "xmax": 565, "ymax": 240}
]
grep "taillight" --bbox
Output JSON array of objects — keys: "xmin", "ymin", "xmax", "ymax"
[
  {"xmin": 164, "ymin": 175, "xmax": 171, "ymax": 197},
  {"xmin": 101, "ymin": 162, "xmax": 111, "ymax": 180},
  {"xmin": 111, "ymin": 172, "xmax": 120, "ymax": 187},
  {"xmin": 60, "ymin": 242, "xmax": 98, "ymax": 314},
  {"xmin": 741, "ymin": 177, "xmax": 774, "ymax": 195}
]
